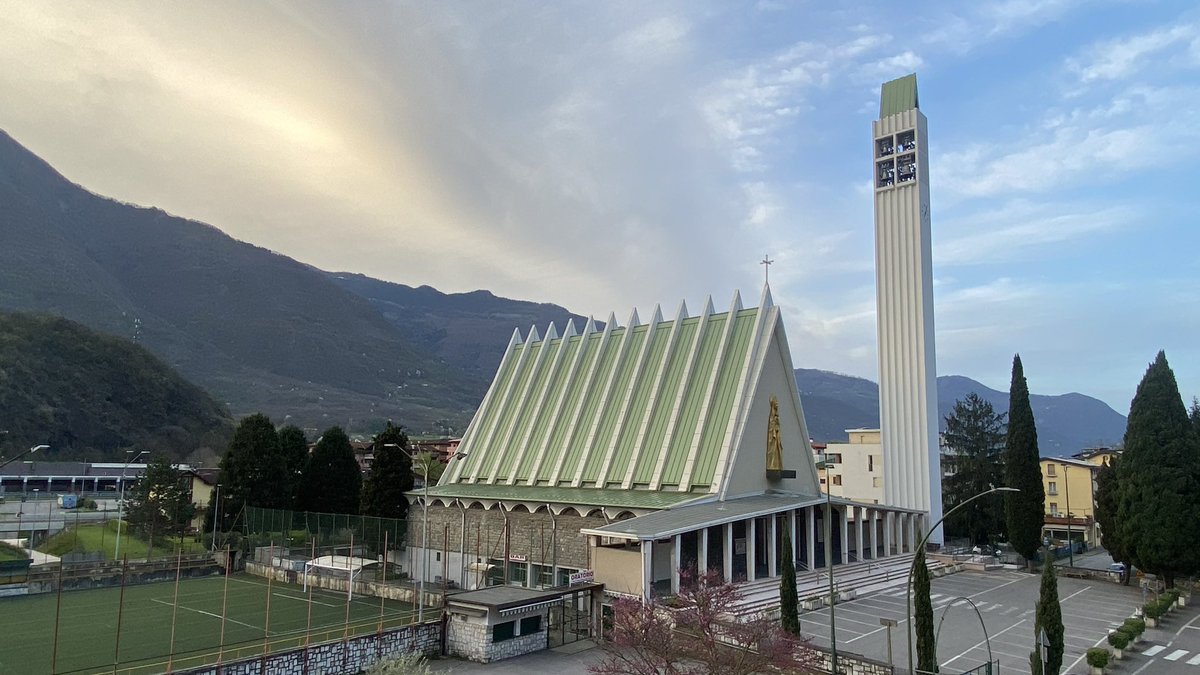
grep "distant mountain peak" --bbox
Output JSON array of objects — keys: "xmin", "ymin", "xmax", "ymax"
[{"xmin": 795, "ymin": 369, "xmax": 1125, "ymax": 453}]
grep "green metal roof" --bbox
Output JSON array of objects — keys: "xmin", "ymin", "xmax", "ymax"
[
  {"xmin": 420, "ymin": 483, "xmax": 704, "ymax": 510},
  {"xmin": 447, "ymin": 299, "xmax": 768, "ymax": 494},
  {"xmin": 880, "ymin": 73, "xmax": 919, "ymax": 118}
]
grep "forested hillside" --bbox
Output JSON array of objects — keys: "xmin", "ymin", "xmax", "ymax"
[{"xmin": 0, "ymin": 312, "xmax": 233, "ymax": 461}]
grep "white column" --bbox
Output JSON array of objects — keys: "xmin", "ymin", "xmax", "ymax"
[
  {"xmin": 768, "ymin": 515, "xmax": 778, "ymax": 578},
  {"xmin": 747, "ymin": 518, "xmax": 757, "ymax": 582},
  {"xmin": 723, "ymin": 522, "xmax": 733, "ymax": 582},
  {"xmin": 840, "ymin": 507, "xmax": 849, "ymax": 565},
  {"xmin": 788, "ymin": 510, "xmax": 798, "ymax": 568},
  {"xmin": 885, "ymin": 512, "xmax": 894, "ymax": 556},
  {"xmin": 868, "ymin": 509, "xmax": 878, "ymax": 559},
  {"xmin": 671, "ymin": 535, "xmax": 682, "ymax": 594},
  {"xmin": 908, "ymin": 514, "xmax": 918, "ymax": 554},
  {"xmin": 698, "ymin": 527, "xmax": 709, "ymax": 576},
  {"xmin": 806, "ymin": 507, "xmax": 816, "ymax": 571},
  {"xmin": 854, "ymin": 507, "xmax": 864, "ymax": 562},
  {"xmin": 641, "ymin": 540, "xmax": 653, "ymax": 602}
]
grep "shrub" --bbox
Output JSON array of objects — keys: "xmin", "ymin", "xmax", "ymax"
[
  {"xmin": 1107, "ymin": 630, "xmax": 1130, "ymax": 650},
  {"xmin": 1086, "ymin": 648, "xmax": 1110, "ymax": 668},
  {"xmin": 365, "ymin": 652, "xmax": 447, "ymax": 675},
  {"xmin": 1144, "ymin": 600, "xmax": 1165, "ymax": 619},
  {"xmin": 1122, "ymin": 617, "xmax": 1145, "ymax": 636}
]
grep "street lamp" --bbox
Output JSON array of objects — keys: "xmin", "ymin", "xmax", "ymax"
[
  {"xmin": 1064, "ymin": 464, "xmax": 1073, "ymax": 567},
  {"xmin": 114, "ymin": 450, "xmax": 149, "ymax": 560},
  {"xmin": 382, "ymin": 443, "xmax": 468, "ymax": 622},
  {"xmin": 815, "ymin": 454, "xmax": 839, "ymax": 674},
  {"xmin": 907, "ymin": 486, "xmax": 1018, "ymax": 674},
  {"xmin": 32, "ymin": 488, "xmax": 40, "ymax": 547},
  {"xmin": 902, "ymin": 485, "xmax": 1017, "ymax": 667},
  {"xmin": 210, "ymin": 483, "xmax": 222, "ymax": 552},
  {"xmin": 0, "ymin": 444, "xmax": 49, "ymax": 471}
]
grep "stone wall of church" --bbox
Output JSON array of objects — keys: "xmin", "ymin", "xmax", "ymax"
[{"xmin": 407, "ymin": 505, "xmax": 612, "ymax": 571}]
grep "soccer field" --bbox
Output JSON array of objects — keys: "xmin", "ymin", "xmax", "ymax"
[{"xmin": 0, "ymin": 573, "xmax": 417, "ymax": 675}]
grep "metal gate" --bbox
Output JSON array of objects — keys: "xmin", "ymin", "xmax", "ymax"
[{"xmin": 547, "ymin": 586, "xmax": 593, "ymax": 648}]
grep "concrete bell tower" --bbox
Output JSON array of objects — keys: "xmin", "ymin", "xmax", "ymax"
[{"xmin": 873, "ymin": 73, "xmax": 942, "ymax": 544}]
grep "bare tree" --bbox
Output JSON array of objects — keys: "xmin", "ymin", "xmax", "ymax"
[{"xmin": 590, "ymin": 571, "xmax": 818, "ymax": 675}]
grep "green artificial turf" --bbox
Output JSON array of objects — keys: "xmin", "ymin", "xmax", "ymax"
[
  {"xmin": 0, "ymin": 573, "xmax": 416, "ymax": 675},
  {"xmin": 36, "ymin": 522, "xmax": 208, "ymax": 560}
]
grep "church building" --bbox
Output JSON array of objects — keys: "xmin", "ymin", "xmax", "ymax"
[{"xmin": 406, "ymin": 285, "xmax": 925, "ymax": 603}]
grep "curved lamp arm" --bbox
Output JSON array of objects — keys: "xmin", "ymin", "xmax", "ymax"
[{"xmin": 907, "ymin": 486, "xmax": 1018, "ymax": 673}]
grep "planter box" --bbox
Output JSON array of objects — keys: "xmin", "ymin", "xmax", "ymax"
[{"xmin": 1146, "ymin": 617, "xmax": 1157, "ymax": 628}]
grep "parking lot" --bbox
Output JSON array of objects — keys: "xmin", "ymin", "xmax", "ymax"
[{"xmin": 799, "ymin": 569, "xmax": 1174, "ymax": 674}]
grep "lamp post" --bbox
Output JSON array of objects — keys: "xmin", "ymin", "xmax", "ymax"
[
  {"xmin": 383, "ymin": 443, "xmax": 468, "ymax": 623},
  {"xmin": 907, "ymin": 486, "xmax": 1019, "ymax": 674},
  {"xmin": 114, "ymin": 450, "xmax": 149, "ymax": 560},
  {"xmin": 32, "ymin": 488, "xmax": 40, "ymax": 547},
  {"xmin": 210, "ymin": 483, "xmax": 222, "ymax": 552},
  {"xmin": 0, "ymin": 444, "xmax": 49, "ymax": 471},
  {"xmin": 1064, "ymin": 464, "xmax": 1073, "ymax": 567},
  {"xmin": 816, "ymin": 454, "xmax": 839, "ymax": 674}
]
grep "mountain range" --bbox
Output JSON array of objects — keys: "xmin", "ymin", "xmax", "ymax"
[
  {"xmin": 0, "ymin": 129, "xmax": 1127, "ymax": 454},
  {"xmin": 795, "ymin": 369, "xmax": 1126, "ymax": 455}
]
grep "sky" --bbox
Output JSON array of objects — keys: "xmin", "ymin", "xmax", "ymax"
[{"xmin": 1, "ymin": 1, "xmax": 1197, "ymax": 414}]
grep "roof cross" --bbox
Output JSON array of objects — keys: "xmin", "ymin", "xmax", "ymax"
[{"xmin": 760, "ymin": 254, "xmax": 774, "ymax": 284}]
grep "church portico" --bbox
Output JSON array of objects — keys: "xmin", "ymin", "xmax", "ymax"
[{"xmin": 581, "ymin": 493, "xmax": 922, "ymax": 601}]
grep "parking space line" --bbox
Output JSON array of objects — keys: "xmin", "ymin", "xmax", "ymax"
[
  {"xmin": 1164, "ymin": 649, "xmax": 1189, "ymax": 661},
  {"xmin": 1186, "ymin": 653, "xmax": 1200, "ymax": 665},
  {"xmin": 1143, "ymin": 645, "xmax": 1166, "ymax": 656},
  {"xmin": 940, "ymin": 618, "xmax": 1027, "ymax": 669}
]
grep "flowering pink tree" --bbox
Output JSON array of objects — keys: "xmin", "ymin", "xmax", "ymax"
[{"xmin": 589, "ymin": 571, "xmax": 818, "ymax": 675}]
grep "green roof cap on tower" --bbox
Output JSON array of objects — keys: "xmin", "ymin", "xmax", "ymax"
[{"xmin": 880, "ymin": 73, "xmax": 919, "ymax": 118}]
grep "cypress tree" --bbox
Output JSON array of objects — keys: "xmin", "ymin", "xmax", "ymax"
[
  {"xmin": 1116, "ymin": 351, "xmax": 1200, "ymax": 587},
  {"xmin": 296, "ymin": 426, "xmax": 362, "ymax": 515},
  {"xmin": 277, "ymin": 425, "xmax": 309, "ymax": 507},
  {"xmin": 1093, "ymin": 456, "xmax": 1131, "ymax": 584},
  {"xmin": 217, "ymin": 413, "xmax": 288, "ymax": 530},
  {"xmin": 779, "ymin": 530, "xmax": 800, "ymax": 635},
  {"xmin": 1003, "ymin": 355, "xmax": 1044, "ymax": 566},
  {"xmin": 1034, "ymin": 555, "xmax": 1064, "ymax": 675},
  {"xmin": 914, "ymin": 548, "xmax": 937, "ymax": 673},
  {"xmin": 360, "ymin": 422, "xmax": 414, "ymax": 519}
]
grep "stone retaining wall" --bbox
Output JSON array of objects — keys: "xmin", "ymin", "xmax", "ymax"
[
  {"xmin": 810, "ymin": 646, "xmax": 894, "ymax": 675},
  {"xmin": 174, "ymin": 620, "xmax": 442, "ymax": 675}
]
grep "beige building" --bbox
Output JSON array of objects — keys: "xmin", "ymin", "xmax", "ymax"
[
  {"xmin": 816, "ymin": 429, "xmax": 884, "ymax": 505},
  {"xmin": 1041, "ymin": 457, "xmax": 1099, "ymax": 548}
]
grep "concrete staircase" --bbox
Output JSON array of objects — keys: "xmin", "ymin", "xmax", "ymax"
[{"xmin": 734, "ymin": 553, "xmax": 959, "ymax": 617}]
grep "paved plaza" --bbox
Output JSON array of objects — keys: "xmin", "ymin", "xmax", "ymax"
[{"xmin": 801, "ymin": 568, "xmax": 1200, "ymax": 674}]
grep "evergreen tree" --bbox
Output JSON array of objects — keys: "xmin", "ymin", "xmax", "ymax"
[
  {"xmin": 296, "ymin": 426, "xmax": 362, "ymax": 514},
  {"xmin": 1116, "ymin": 351, "xmax": 1200, "ymax": 587},
  {"xmin": 779, "ymin": 530, "xmax": 800, "ymax": 635},
  {"xmin": 1190, "ymin": 398, "xmax": 1200, "ymax": 438},
  {"xmin": 1093, "ymin": 456, "xmax": 1131, "ymax": 584},
  {"xmin": 942, "ymin": 393, "xmax": 1007, "ymax": 545},
  {"xmin": 1034, "ymin": 555, "xmax": 1064, "ymax": 675},
  {"xmin": 277, "ymin": 425, "xmax": 309, "ymax": 506},
  {"xmin": 217, "ymin": 413, "xmax": 288, "ymax": 530},
  {"xmin": 124, "ymin": 454, "xmax": 196, "ymax": 550},
  {"xmin": 360, "ymin": 422, "xmax": 414, "ymax": 519},
  {"xmin": 1003, "ymin": 355, "xmax": 1044, "ymax": 565},
  {"xmin": 914, "ymin": 548, "xmax": 937, "ymax": 673}
]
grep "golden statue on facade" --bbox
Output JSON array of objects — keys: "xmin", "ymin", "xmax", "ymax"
[{"xmin": 766, "ymin": 395, "xmax": 784, "ymax": 472}]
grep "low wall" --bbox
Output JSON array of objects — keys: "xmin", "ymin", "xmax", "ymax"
[
  {"xmin": 810, "ymin": 646, "xmax": 893, "ymax": 675},
  {"xmin": 246, "ymin": 561, "xmax": 444, "ymax": 609},
  {"xmin": 174, "ymin": 620, "xmax": 442, "ymax": 675},
  {"xmin": 25, "ymin": 555, "xmax": 222, "ymax": 595}
]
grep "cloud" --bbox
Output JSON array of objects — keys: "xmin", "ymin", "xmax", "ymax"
[
  {"xmin": 1069, "ymin": 22, "xmax": 1200, "ymax": 83},
  {"xmin": 935, "ymin": 200, "xmax": 1132, "ymax": 266}
]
